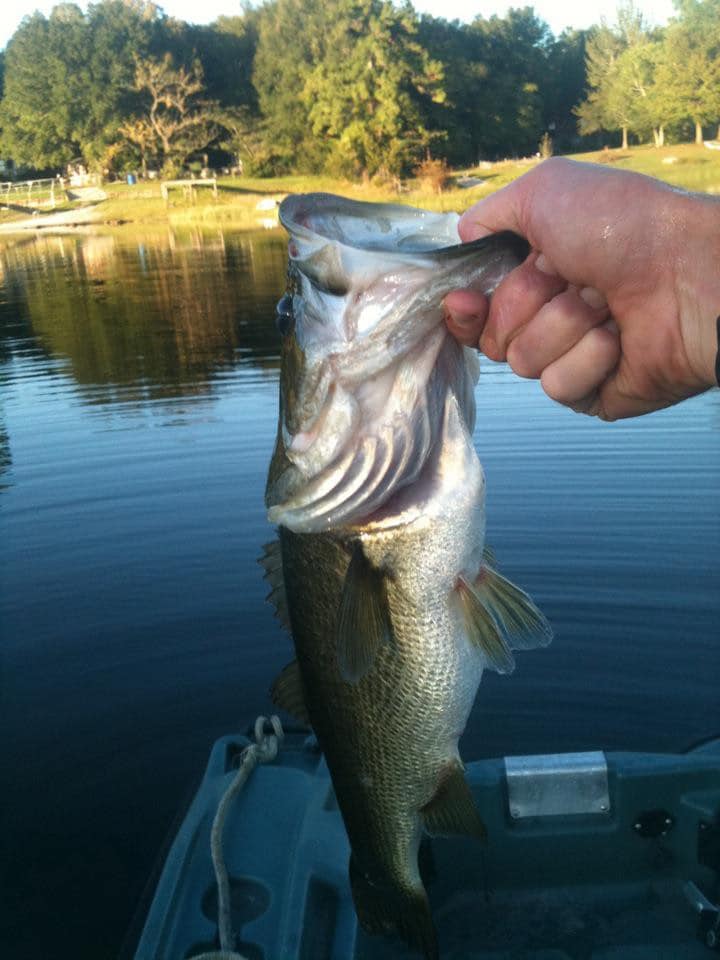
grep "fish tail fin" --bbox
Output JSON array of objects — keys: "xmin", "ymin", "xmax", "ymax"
[{"xmin": 349, "ymin": 856, "xmax": 438, "ymax": 960}]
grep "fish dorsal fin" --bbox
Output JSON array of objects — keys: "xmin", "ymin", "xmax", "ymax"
[
  {"xmin": 477, "ymin": 553, "xmax": 553, "ymax": 651},
  {"xmin": 349, "ymin": 855, "xmax": 438, "ymax": 960},
  {"xmin": 270, "ymin": 659, "xmax": 310, "ymax": 727},
  {"xmin": 337, "ymin": 543, "xmax": 392, "ymax": 684},
  {"xmin": 422, "ymin": 760, "xmax": 487, "ymax": 840},
  {"xmin": 258, "ymin": 539, "xmax": 291, "ymax": 631},
  {"xmin": 457, "ymin": 575, "xmax": 515, "ymax": 674}
]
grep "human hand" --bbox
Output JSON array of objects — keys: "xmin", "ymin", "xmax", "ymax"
[{"xmin": 445, "ymin": 158, "xmax": 720, "ymax": 420}]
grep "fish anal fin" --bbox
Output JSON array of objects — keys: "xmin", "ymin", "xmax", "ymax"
[
  {"xmin": 421, "ymin": 760, "xmax": 487, "ymax": 841},
  {"xmin": 270, "ymin": 660, "xmax": 310, "ymax": 727},
  {"xmin": 258, "ymin": 539, "xmax": 291, "ymax": 630},
  {"xmin": 475, "ymin": 555, "xmax": 553, "ymax": 650},
  {"xmin": 349, "ymin": 856, "xmax": 438, "ymax": 960},
  {"xmin": 457, "ymin": 575, "xmax": 515, "ymax": 674},
  {"xmin": 336, "ymin": 543, "xmax": 392, "ymax": 684}
]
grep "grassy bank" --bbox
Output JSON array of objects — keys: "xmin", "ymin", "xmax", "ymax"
[{"xmin": 2, "ymin": 142, "xmax": 719, "ymax": 233}]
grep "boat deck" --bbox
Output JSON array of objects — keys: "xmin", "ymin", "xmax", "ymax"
[{"xmin": 133, "ymin": 731, "xmax": 720, "ymax": 959}]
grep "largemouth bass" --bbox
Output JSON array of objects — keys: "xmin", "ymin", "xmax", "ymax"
[{"xmin": 263, "ymin": 193, "xmax": 552, "ymax": 959}]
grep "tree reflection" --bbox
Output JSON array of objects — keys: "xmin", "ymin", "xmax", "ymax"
[
  {"xmin": 0, "ymin": 228, "xmax": 288, "ymax": 406},
  {"xmin": 0, "ymin": 422, "xmax": 11, "ymax": 491}
]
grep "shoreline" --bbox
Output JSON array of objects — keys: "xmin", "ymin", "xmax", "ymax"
[
  {"xmin": 2, "ymin": 143, "xmax": 719, "ymax": 237},
  {"xmin": 0, "ymin": 205, "xmax": 108, "ymax": 234}
]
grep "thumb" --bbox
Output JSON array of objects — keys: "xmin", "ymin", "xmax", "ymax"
[{"xmin": 458, "ymin": 173, "xmax": 531, "ymax": 243}]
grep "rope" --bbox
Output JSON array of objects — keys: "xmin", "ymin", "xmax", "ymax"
[{"xmin": 188, "ymin": 715, "xmax": 284, "ymax": 960}]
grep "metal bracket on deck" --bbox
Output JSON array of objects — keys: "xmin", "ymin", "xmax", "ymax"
[
  {"xmin": 504, "ymin": 751, "xmax": 610, "ymax": 820},
  {"xmin": 684, "ymin": 880, "xmax": 720, "ymax": 951}
]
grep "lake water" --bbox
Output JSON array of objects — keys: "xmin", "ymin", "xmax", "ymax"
[{"xmin": 1, "ymin": 227, "xmax": 719, "ymax": 960}]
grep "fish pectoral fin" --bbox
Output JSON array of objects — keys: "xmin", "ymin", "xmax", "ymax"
[
  {"xmin": 421, "ymin": 761, "xmax": 487, "ymax": 840},
  {"xmin": 336, "ymin": 543, "xmax": 392, "ymax": 684},
  {"xmin": 477, "ymin": 552, "xmax": 553, "ymax": 650},
  {"xmin": 349, "ymin": 856, "xmax": 438, "ymax": 960},
  {"xmin": 457, "ymin": 575, "xmax": 515, "ymax": 674},
  {"xmin": 270, "ymin": 659, "xmax": 310, "ymax": 727},
  {"xmin": 258, "ymin": 539, "xmax": 291, "ymax": 631}
]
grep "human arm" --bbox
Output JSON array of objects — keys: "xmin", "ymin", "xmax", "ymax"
[{"xmin": 444, "ymin": 157, "xmax": 720, "ymax": 420}]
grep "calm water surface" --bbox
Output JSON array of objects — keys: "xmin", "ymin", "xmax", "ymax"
[{"xmin": 1, "ymin": 228, "xmax": 719, "ymax": 959}]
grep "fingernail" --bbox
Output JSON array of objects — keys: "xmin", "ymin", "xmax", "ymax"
[
  {"xmin": 535, "ymin": 253, "xmax": 558, "ymax": 276},
  {"xmin": 579, "ymin": 286, "xmax": 607, "ymax": 310}
]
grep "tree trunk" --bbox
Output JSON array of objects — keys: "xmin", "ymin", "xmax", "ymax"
[
  {"xmin": 652, "ymin": 125, "xmax": 665, "ymax": 147},
  {"xmin": 695, "ymin": 120, "xmax": 703, "ymax": 144},
  {"xmin": 621, "ymin": 126, "xmax": 628, "ymax": 150}
]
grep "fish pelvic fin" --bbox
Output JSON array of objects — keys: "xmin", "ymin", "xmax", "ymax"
[
  {"xmin": 336, "ymin": 543, "xmax": 393, "ymax": 684},
  {"xmin": 421, "ymin": 760, "xmax": 487, "ymax": 841},
  {"xmin": 258, "ymin": 539, "xmax": 291, "ymax": 631},
  {"xmin": 270, "ymin": 659, "xmax": 310, "ymax": 727},
  {"xmin": 349, "ymin": 856, "xmax": 438, "ymax": 960},
  {"xmin": 478, "ymin": 547, "xmax": 553, "ymax": 651}
]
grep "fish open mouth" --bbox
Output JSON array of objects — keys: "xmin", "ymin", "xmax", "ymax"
[{"xmin": 267, "ymin": 194, "xmax": 530, "ymax": 534}]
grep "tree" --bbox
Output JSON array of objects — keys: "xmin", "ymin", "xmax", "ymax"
[
  {"xmin": 617, "ymin": 38, "xmax": 682, "ymax": 147},
  {"xmin": 301, "ymin": 0, "xmax": 445, "ymax": 177},
  {"xmin": 418, "ymin": 7, "xmax": 555, "ymax": 164},
  {"xmin": 575, "ymin": 2, "xmax": 651, "ymax": 149},
  {"xmin": 662, "ymin": 0, "xmax": 720, "ymax": 143},
  {"xmin": 79, "ymin": 0, "xmax": 161, "ymax": 165},
  {"xmin": 543, "ymin": 29, "xmax": 589, "ymax": 152},
  {"xmin": 415, "ymin": 15, "xmax": 478, "ymax": 166},
  {"xmin": 213, "ymin": 105, "xmax": 265, "ymax": 171},
  {"xmin": 252, "ymin": 0, "xmax": 329, "ymax": 172},
  {"xmin": 0, "ymin": 8, "xmax": 86, "ymax": 169},
  {"xmin": 117, "ymin": 117, "xmax": 156, "ymax": 176},
  {"xmin": 0, "ymin": 1, "xmax": 160, "ymax": 171},
  {"xmin": 467, "ymin": 8, "xmax": 552, "ymax": 159},
  {"xmin": 179, "ymin": 16, "xmax": 259, "ymax": 110},
  {"xmin": 124, "ymin": 54, "xmax": 221, "ymax": 174}
]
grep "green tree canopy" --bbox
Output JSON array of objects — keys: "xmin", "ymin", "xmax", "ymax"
[
  {"xmin": 0, "ymin": 0, "xmax": 161, "ymax": 170},
  {"xmin": 253, "ymin": 0, "xmax": 444, "ymax": 177},
  {"xmin": 301, "ymin": 0, "xmax": 445, "ymax": 177}
]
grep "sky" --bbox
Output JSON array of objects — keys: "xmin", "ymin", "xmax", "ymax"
[{"xmin": 2, "ymin": 0, "xmax": 677, "ymax": 51}]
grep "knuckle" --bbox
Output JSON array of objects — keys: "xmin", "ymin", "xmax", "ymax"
[{"xmin": 506, "ymin": 339, "xmax": 540, "ymax": 379}]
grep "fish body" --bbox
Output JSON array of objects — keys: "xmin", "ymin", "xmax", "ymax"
[{"xmin": 263, "ymin": 194, "xmax": 551, "ymax": 958}]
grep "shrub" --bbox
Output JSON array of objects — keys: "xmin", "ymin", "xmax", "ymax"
[{"xmin": 414, "ymin": 156, "xmax": 451, "ymax": 194}]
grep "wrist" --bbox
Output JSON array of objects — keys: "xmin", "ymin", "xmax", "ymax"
[{"xmin": 675, "ymin": 191, "xmax": 720, "ymax": 389}]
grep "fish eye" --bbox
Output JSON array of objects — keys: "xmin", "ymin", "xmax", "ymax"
[{"xmin": 275, "ymin": 294, "xmax": 294, "ymax": 337}]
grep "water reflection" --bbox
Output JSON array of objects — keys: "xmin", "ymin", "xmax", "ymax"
[
  {"xmin": 0, "ymin": 228, "xmax": 287, "ymax": 407},
  {"xmin": 0, "ymin": 421, "xmax": 10, "ymax": 490}
]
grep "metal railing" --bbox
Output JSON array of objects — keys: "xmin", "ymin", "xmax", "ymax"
[{"xmin": 0, "ymin": 178, "xmax": 61, "ymax": 209}]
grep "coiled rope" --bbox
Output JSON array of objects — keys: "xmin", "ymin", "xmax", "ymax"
[{"xmin": 188, "ymin": 715, "xmax": 284, "ymax": 960}]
